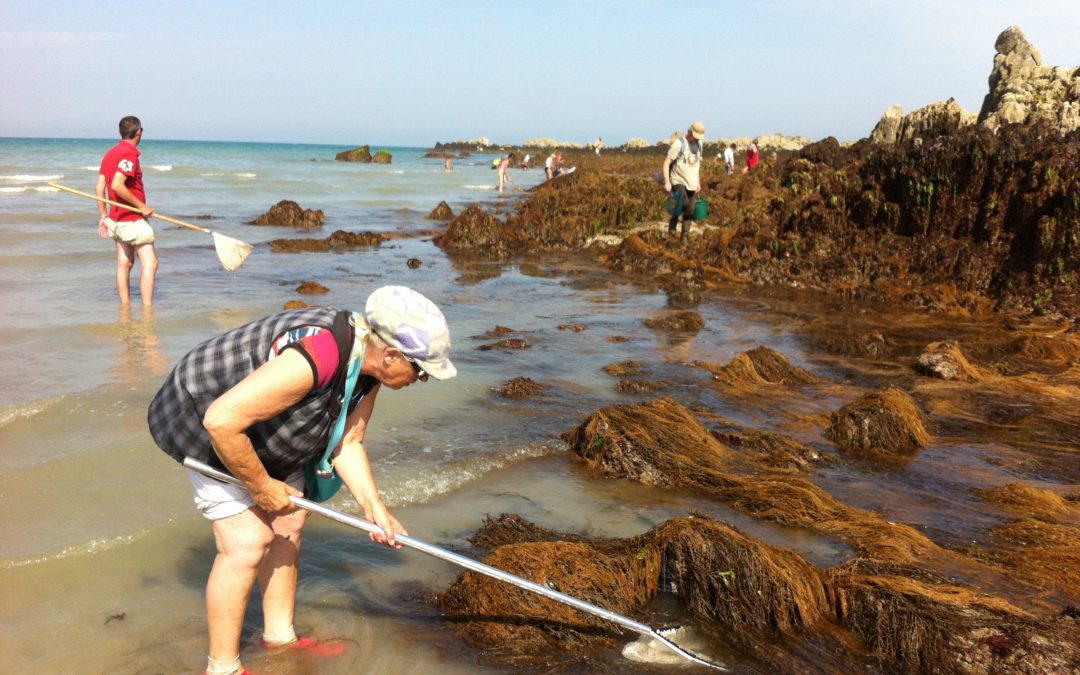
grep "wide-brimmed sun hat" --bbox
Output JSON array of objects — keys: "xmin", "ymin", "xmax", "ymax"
[
  {"xmin": 689, "ymin": 121, "xmax": 706, "ymax": 139},
  {"xmin": 365, "ymin": 285, "xmax": 457, "ymax": 380}
]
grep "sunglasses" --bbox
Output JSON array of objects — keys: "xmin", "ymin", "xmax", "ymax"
[{"xmin": 405, "ymin": 356, "xmax": 428, "ymax": 382}]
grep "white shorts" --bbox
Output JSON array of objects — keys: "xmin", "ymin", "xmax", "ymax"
[
  {"xmin": 187, "ymin": 467, "xmax": 305, "ymax": 521},
  {"xmin": 105, "ymin": 217, "xmax": 155, "ymax": 246}
]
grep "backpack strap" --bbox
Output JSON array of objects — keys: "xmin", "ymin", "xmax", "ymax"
[{"xmin": 315, "ymin": 311, "xmax": 373, "ymax": 477}]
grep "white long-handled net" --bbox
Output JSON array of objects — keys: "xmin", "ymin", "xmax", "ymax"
[{"xmin": 49, "ymin": 182, "xmax": 254, "ymax": 272}]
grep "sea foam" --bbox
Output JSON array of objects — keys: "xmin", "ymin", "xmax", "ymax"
[{"xmin": 1, "ymin": 174, "xmax": 63, "ymax": 182}]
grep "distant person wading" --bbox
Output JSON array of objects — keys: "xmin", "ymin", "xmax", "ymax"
[{"xmin": 96, "ymin": 115, "xmax": 159, "ymax": 305}]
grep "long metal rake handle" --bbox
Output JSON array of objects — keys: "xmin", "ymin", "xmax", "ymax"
[
  {"xmin": 48, "ymin": 182, "xmax": 211, "ymax": 232},
  {"xmin": 182, "ymin": 457, "xmax": 726, "ymax": 670}
]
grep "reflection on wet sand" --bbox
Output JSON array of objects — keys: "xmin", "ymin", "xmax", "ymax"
[{"xmin": 111, "ymin": 304, "xmax": 167, "ymax": 381}]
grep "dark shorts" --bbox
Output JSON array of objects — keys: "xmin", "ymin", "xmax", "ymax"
[{"xmin": 670, "ymin": 185, "xmax": 697, "ymax": 221}]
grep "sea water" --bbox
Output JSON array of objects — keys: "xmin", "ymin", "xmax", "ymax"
[{"xmin": 0, "ymin": 137, "xmax": 849, "ymax": 672}]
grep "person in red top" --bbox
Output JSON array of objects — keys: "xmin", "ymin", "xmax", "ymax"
[
  {"xmin": 95, "ymin": 115, "xmax": 159, "ymax": 305},
  {"xmin": 745, "ymin": 138, "xmax": 760, "ymax": 173}
]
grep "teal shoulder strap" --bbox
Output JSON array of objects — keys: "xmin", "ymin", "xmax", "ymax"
[{"xmin": 314, "ymin": 319, "xmax": 366, "ymax": 477}]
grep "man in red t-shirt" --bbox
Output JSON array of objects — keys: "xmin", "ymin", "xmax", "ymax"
[{"xmin": 95, "ymin": 115, "xmax": 159, "ymax": 305}]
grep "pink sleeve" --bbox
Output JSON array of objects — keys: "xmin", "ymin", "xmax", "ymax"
[{"xmin": 289, "ymin": 330, "xmax": 341, "ymax": 389}]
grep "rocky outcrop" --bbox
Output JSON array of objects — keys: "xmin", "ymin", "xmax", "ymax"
[
  {"xmin": 250, "ymin": 200, "xmax": 325, "ymax": 230},
  {"xmin": 870, "ymin": 99, "xmax": 976, "ymax": 145},
  {"xmin": 434, "ymin": 137, "xmax": 494, "ymax": 150},
  {"xmin": 334, "ymin": 146, "xmax": 392, "ymax": 163},
  {"xmin": 870, "ymin": 105, "xmax": 905, "ymax": 145},
  {"xmin": 978, "ymin": 26, "xmax": 1080, "ymax": 135},
  {"xmin": 522, "ymin": 138, "xmax": 584, "ymax": 149},
  {"xmin": 426, "ymin": 201, "xmax": 454, "ymax": 220},
  {"xmin": 335, "ymin": 145, "xmax": 372, "ymax": 162}
]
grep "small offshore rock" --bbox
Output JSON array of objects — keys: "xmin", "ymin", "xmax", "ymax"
[{"xmin": 296, "ymin": 281, "xmax": 329, "ymax": 295}]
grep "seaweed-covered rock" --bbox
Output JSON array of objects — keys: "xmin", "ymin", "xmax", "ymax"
[
  {"xmin": 435, "ymin": 539, "xmax": 657, "ymax": 653},
  {"xmin": 251, "ymin": 200, "xmax": 325, "ymax": 230},
  {"xmin": 436, "ymin": 513, "xmax": 1080, "ymax": 672},
  {"xmin": 433, "ymin": 204, "xmax": 521, "ymax": 259},
  {"xmin": 372, "ymin": 149, "xmax": 392, "ymax": 164},
  {"xmin": 495, "ymin": 377, "xmax": 542, "ymax": 399},
  {"xmin": 601, "ymin": 360, "xmax": 644, "ymax": 377},
  {"xmin": 643, "ymin": 310, "xmax": 705, "ymax": 333},
  {"xmin": 615, "ymin": 379, "xmax": 670, "ymax": 394},
  {"xmin": 426, "ymin": 201, "xmax": 454, "ymax": 220},
  {"xmin": 296, "ymin": 281, "xmax": 329, "ymax": 295},
  {"xmin": 269, "ymin": 230, "xmax": 384, "ymax": 253},
  {"xmin": 335, "ymin": 145, "xmax": 372, "ymax": 162},
  {"xmin": 563, "ymin": 397, "xmax": 939, "ymax": 560},
  {"xmin": 476, "ymin": 337, "xmax": 530, "ymax": 351},
  {"xmin": 698, "ymin": 346, "xmax": 816, "ymax": 388},
  {"xmin": 977, "ymin": 481, "xmax": 1072, "ymax": 520},
  {"xmin": 284, "ymin": 299, "xmax": 308, "ymax": 309},
  {"xmin": 830, "ymin": 559, "xmax": 1080, "ymax": 674},
  {"xmin": 711, "ymin": 428, "xmax": 831, "ymax": 472},
  {"xmin": 915, "ymin": 340, "xmax": 985, "ymax": 381},
  {"xmin": 987, "ymin": 519, "xmax": 1080, "ymax": 595},
  {"xmin": 826, "ymin": 388, "xmax": 931, "ymax": 454}
]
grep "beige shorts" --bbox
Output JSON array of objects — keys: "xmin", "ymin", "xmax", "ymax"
[
  {"xmin": 187, "ymin": 467, "xmax": 305, "ymax": 521},
  {"xmin": 105, "ymin": 217, "xmax": 155, "ymax": 246}
]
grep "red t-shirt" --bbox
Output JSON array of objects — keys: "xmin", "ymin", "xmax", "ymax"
[{"xmin": 99, "ymin": 140, "xmax": 145, "ymax": 221}]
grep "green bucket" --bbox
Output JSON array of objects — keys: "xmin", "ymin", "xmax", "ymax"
[{"xmin": 693, "ymin": 198, "xmax": 709, "ymax": 220}]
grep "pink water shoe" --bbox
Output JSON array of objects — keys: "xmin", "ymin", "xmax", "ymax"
[{"xmin": 265, "ymin": 636, "xmax": 347, "ymax": 657}]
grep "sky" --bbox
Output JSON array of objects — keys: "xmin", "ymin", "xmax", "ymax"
[{"xmin": 1, "ymin": 1, "xmax": 1079, "ymax": 147}]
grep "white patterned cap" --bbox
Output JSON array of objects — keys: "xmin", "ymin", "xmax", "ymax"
[{"xmin": 365, "ymin": 286, "xmax": 457, "ymax": 380}]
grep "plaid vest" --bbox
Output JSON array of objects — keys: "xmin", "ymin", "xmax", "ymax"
[{"xmin": 147, "ymin": 306, "xmax": 366, "ymax": 479}]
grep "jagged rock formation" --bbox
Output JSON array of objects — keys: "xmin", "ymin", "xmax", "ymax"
[
  {"xmin": 979, "ymin": 26, "xmax": 1080, "ymax": 135},
  {"xmin": 870, "ymin": 99, "xmax": 976, "ymax": 145},
  {"xmin": 872, "ymin": 26, "xmax": 1079, "ymax": 143}
]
